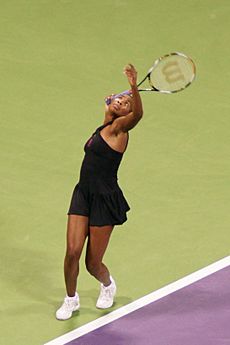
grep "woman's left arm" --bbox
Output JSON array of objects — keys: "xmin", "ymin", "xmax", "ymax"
[{"xmin": 112, "ymin": 64, "xmax": 143, "ymax": 133}]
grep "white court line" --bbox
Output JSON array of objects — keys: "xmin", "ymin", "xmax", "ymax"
[{"xmin": 44, "ymin": 255, "xmax": 230, "ymax": 345}]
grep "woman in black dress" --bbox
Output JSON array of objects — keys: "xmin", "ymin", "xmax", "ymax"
[{"xmin": 56, "ymin": 64, "xmax": 143, "ymax": 320}]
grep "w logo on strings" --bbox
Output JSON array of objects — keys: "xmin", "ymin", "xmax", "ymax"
[{"xmin": 162, "ymin": 61, "xmax": 185, "ymax": 83}]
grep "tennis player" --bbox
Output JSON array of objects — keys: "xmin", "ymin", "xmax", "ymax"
[{"xmin": 56, "ymin": 64, "xmax": 143, "ymax": 320}]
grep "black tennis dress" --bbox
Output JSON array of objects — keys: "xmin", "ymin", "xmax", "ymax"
[{"xmin": 68, "ymin": 121, "xmax": 130, "ymax": 226}]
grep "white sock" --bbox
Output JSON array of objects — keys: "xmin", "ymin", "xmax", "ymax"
[{"xmin": 66, "ymin": 293, "xmax": 78, "ymax": 300}]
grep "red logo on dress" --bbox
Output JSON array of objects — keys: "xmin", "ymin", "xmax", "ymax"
[{"xmin": 87, "ymin": 137, "xmax": 93, "ymax": 147}]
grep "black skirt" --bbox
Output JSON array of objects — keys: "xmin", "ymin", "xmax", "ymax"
[{"xmin": 68, "ymin": 179, "xmax": 130, "ymax": 227}]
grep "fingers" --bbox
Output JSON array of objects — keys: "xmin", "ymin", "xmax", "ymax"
[
  {"xmin": 123, "ymin": 63, "xmax": 137, "ymax": 87},
  {"xmin": 123, "ymin": 64, "xmax": 136, "ymax": 74}
]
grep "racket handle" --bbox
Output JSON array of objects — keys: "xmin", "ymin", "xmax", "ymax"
[{"xmin": 105, "ymin": 89, "xmax": 132, "ymax": 105}]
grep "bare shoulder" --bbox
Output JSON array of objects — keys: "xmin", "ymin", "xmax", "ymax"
[
  {"xmin": 102, "ymin": 122, "xmax": 127, "ymax": 137},
  {"xmin": 110, "ymin": 113, "xmax": 142, "ymax": 135},
  {"xmin": 100, "ymin": 124, "xmax": 128, "ymax": 153}
]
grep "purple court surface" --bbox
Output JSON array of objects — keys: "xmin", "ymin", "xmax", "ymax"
[{"xmin": 66, "ymin": 266, "xmax": 230, "ymax": 345}]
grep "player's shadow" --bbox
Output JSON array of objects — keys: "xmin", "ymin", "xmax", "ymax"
[
  {"xmin": 1, "ymin": 239, "xmax": 60, "ymax": 309},
  {"xmin": 0, "ymin": 209, "xmax": 133, "ymax": 318},
  {"xmin": 1, "ymin": 234, "xmax": 133, "ymax": 318}
]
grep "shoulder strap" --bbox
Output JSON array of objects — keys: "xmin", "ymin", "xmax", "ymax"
[{"xmin": 96, "ymin": 120, "xmax": 113, "ymax": 132}]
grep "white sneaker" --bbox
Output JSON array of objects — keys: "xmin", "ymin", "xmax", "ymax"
[
  {"xmin": 96, "ymin": 276, "xmax": 116, "ymax": 309},
  {"xmin": 56, "ymin": 293, "xmax": 80, "ymax": 320}
]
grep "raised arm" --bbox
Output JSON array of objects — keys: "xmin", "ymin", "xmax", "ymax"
[{"xmin": 109, "ymin": 64, "xmax": 143, "ymax": 133}]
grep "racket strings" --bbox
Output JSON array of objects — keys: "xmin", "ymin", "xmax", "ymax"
[{"xmin": 150, "ymin": 54, "xmax": 196, "ymax": 93}]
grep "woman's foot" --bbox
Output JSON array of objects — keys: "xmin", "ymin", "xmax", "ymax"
[
  {"xmin": 56, "ymin": 293, "xmax": 80, "ymax": 320},
  {"xmin": 96, "ymin": 276, "xmax": 116, "ymax": 309}
]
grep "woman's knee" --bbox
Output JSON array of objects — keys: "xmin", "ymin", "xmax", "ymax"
[
  {"xmin": 65, "ymin": 246, "xmax": 82, "ymax": 263},
  {"xmin": 85, "ymin": 257, "xmax": 101, "ymax": 276}
]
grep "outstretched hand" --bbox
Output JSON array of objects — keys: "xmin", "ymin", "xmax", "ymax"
[{"xmin": 123, "ymin": 64, "xmax": 137, "ymax": 87}]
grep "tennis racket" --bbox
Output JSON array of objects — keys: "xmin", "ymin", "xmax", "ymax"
[
  {"xmin": 137, "ymin": 51, "xmax": 196, "ymax": 93},
  {"xmin": 105, "ymin": 52, "xmax": 196, "ymax": 104}
]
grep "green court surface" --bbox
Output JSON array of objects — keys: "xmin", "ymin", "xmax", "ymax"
[{"xmin": 0, "ymin": 1, "xmax": 229, "ymax": 344}]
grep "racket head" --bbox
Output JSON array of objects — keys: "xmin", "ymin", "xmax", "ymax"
[{"xmin": 140, "ymin": 52, "xmax": 196, "ymax": 93}]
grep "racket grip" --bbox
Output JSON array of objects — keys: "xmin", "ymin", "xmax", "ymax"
[{"xmin": 105, "ymin": 90, "xmax": 132, "ymax": 105}]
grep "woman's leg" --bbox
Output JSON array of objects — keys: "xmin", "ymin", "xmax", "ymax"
[
  {"xmin": 64, "ymin": 215, "xmax": 89, "ymax": 296},
  {"xmin": 85, "ymin": 225, "xmax": 113, "ymax": 286},
  {"xmin": 85, "ymin": 225, "xmax": 117, "ymax": 309},
  {"xmin": 56, "ymin": 215, "xmax": 89, "ymax": 320}
]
